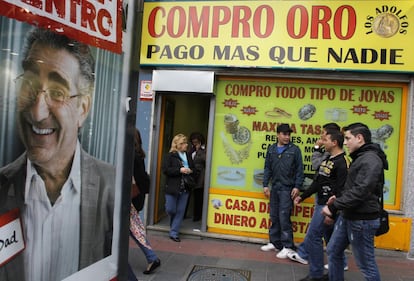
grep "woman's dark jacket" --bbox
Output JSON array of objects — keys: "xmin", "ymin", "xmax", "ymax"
[
  {"xmin": 132, "ymin": 151, "xmax": 150, "ymax": 211},
  {"xmin": 162, "ymin": 151, "xmax": 195, "ymax": 195},
  {"xmin": 193, "ymin": 148, "xmax": 206, "ymax": 190}
]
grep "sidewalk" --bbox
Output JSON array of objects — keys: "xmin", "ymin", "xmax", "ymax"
[{"xmin": 128, "ymin": 229, "xmax": 414, "ymax": 281}]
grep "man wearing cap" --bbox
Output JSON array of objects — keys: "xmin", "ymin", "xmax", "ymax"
[{"xmin": 261, "ymin": 123, "xmax": 304, "ymax": 259}]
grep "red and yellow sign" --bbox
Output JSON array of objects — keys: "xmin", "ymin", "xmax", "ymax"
[
  {"xmin": 0, "ymin": 0, "xmax": 123, "ymax": 53},
  {"xmin": 207, "ymin": 77, "xmax": 407, "ymax": 237},
  {"xmin": 207, "ymin": 192, "xmax": 314, "ymax": 240},
  {"xmin": 141, "ymin": 1, "xmax": 414, "ymax": 72}
]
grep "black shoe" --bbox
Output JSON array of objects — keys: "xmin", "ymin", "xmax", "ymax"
[
  {"xmin": 143, "ymin": 258, "xmax": 161, "ymax": 274},
  {"xmin": 169, "ymin": 236, "xmax": 181, "ymax": 242},
  {"xmin": 299, "ymin": 275, "xmax": 326, "ymax": 281}
]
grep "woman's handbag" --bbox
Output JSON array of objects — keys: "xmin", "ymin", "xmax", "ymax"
[
  {"xmin": 131, "ymin": 176, "xmax": 140, "ymax": 199},
  {"xmin": 182, "ymin": 174, "xmax": 196, "ymax": 190}
]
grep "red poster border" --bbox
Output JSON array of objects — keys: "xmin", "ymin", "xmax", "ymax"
[
  {"xmin": 0, "ymin": 2, "xmax": 123, "ymax": 54},
  {"xmin": 0, "ymin": 208, "xmax": 19, "ymax": 227},
  {"xmin": 0, "ymin": 208, "xmax": 26, "ymax": 267}
]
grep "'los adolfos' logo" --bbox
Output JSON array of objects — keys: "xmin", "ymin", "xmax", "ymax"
[{"xmin": 365, "ymin": 5, "xmax": 409, "ymax": 37}]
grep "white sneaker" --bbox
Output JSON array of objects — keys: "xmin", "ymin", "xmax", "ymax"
[
  {"xmin": 276, "ymin": 247, "xmax": 292, "ymax": 259},
  {"xmin": 260, "ymin": 243, "xmax": 276, "ymax": 252},
  {"xmin": 287, "ymin": 251, "xmax": 308, "ymax": 265},
  {"xmin": 324, "ymin": 264, "xmax": 349, "ymax": 271}
]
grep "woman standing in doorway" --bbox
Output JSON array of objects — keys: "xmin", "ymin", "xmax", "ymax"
[
  {"xmin": 189, "ymin": 132, "xmax": 206, "ymax": 222},
  {"xmin": 162, "ymin": 134, "xmax": 195, "ymax": 242}
]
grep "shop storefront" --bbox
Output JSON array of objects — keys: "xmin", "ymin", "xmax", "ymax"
[{"xmin": 136, "ymin": 0, "xmax": 414, "ymax": 256}]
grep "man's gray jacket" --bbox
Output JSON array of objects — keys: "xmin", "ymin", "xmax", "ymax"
[{"xmin": 0, "ymin": 150, "xmax": 115, "ymax": 280}]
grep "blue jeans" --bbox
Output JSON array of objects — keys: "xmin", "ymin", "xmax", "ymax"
[
  {"xmin": 296, "ymin": 205, "xmax": 347, "ymax": 276},
  {"xmin": 305, "ymin": 204, "xmax": 327, "ymax": 278},
  {"xmin": 296, "ymin": 242, "xmax": 308, "ymax": 260},
  {"xmin": 269, "ymin": 189, "xmax": 295, "ymax": 249},
  {"xmin": 129, "ymin": 232, "xmax": 158, "ymax": 263},
  {"xmin": 165, "ymin": 191, "xmax": 190, "ymax": 238},
  {"xmin": 327, "ymin": 215, "xmax": 380, "ymax": 281},
  {"xmin": 324, "ymin": 213, "xmax": 348, "ymax": 271}
]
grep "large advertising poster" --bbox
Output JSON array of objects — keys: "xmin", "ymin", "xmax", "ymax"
[
  {"xmin": 0, "ymin": 0, "xmax": 123, "ymax": 53},
  {"xmin": 0, "ymin": 1, "xmax": 126, "ymax": 280},
  {"xmin": 208, "ymin": 77, "xmax": 407, "ymax": 238}
]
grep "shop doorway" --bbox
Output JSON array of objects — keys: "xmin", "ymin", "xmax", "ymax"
[{"xmin": 151, "ymin": 93, "xmax": 212, "ymax": 233}]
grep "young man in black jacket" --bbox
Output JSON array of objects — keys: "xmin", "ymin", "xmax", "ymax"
[
  {"xmin": 323, "ymin": 122, "xmax": 388, "ymax": 281},
  {"xmin": 292, "ymin": 129, "xmax": 349, "ymax": 281}
]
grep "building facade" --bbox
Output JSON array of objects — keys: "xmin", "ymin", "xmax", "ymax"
[{"xmin": 134, "ymin": 0, "xmax": 414, "ymax": 257}]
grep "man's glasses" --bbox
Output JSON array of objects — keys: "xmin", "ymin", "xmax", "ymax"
[{"xmin": 14, "ymin": 74, "xmax": 83, "ymax": 106}]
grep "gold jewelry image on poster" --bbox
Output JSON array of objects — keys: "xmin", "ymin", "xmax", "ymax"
[
  {"xmin": 221, "ymin": 114, "xmax": 252, "ymax": 164},
  {"xmin": 265, "ymin": 107, "xmax": 292, "ymax": 118},
  {"xmin": 210, "ymin": 77, "xmax": 407, "ymax": 211}
]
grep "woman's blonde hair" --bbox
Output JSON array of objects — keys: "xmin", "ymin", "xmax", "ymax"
[{"xmin": 169, "ymin": 134, "xmax": 187, "ymax": 153}]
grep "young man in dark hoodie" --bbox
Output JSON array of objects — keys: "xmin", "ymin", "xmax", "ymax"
[{"xmin": 322, "ymin": 122, "xmax": 388, "ymax": 281}]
